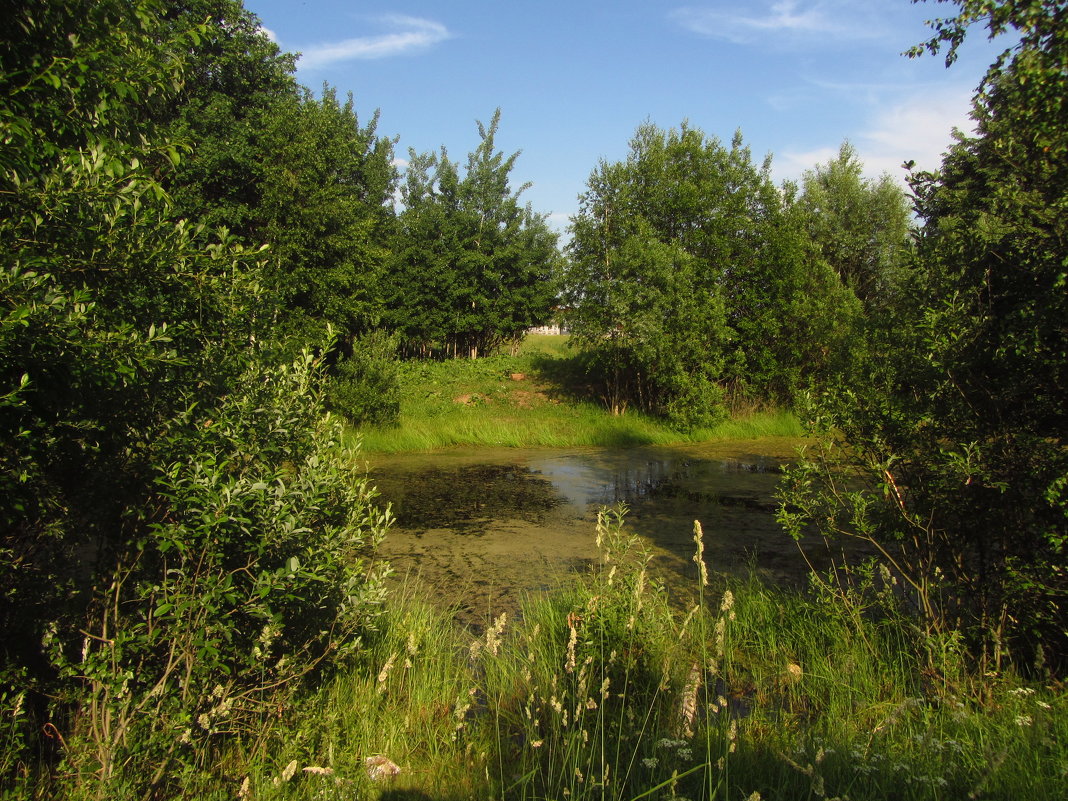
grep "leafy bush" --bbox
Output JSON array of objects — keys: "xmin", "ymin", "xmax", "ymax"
[
  {"xmin": 0, "ymin": 4, "xmax": 392, "ymax": 796},
  {"xmin": 325, "ymin": 330, "xmax": 401, "ymax": 426},
  {"xmin": 47, "ymin": 350, "xmax": 391, "ymax": 796}
]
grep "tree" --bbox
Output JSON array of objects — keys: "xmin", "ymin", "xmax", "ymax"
[
  {"xmin": 781, "ymin": 0, "xmax": 1068, "ymax": 672},
  {"xmin": 158, "ymin": 0, "xmax": 298, "ymax": 235},
  {"xmin": 794, "ymin": 142, "xmax": 913, "ymax": 306},
  {"xmin": 259, "ymin": 86, "xmax": 397, "ymax": 343},
  {"xmin": 387, "ymin": 111, "xmax": 561, "ymax": 358},
  {"xmin": 1, "ymin": 3, "xmax": 389, "ymax": 790},
  {"xmin": 566, "ymin": 122, "xmax": 856, "ymax": 426}
]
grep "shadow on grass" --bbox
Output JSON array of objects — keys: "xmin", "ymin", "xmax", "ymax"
[
  {"xmin": 379, "ymin": 790, "xmax": 492, "ymax": 801},
  {"xmin": 525, "ymin": 350, "xmax": 599, "ymax": 406}
]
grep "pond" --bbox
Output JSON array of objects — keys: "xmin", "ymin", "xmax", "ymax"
[{"xmin": 367, "ymin": 439, "xmax": 833, "ymax": 625}]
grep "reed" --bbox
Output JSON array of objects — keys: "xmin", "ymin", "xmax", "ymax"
[
  {"xmin": 24, "ymin": 505, "xmax": 1064, "ymax": 798},
  {"xmin": 190, "ymin": 509, "xmax": 1067, "ymax": 801}
]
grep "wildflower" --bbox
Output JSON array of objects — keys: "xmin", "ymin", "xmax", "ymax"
[
  {"xmin": 1015, "ymin": 714, "xmax": 1033, "ymax": 727},
  {"xmin": 720, "ymin": 589, "xmax": 734, "ymax": 612},
  {"xmin": 566, "ymin": 623, "xmax": 578, "ymax": 673},
  {"xmin": 485, "ymin": 612, "xmax": 507, "ymax": 656},
  {"xmin": 1009, "ymin": 687, "xmax": 1036, "ymax": 696},
  {"xmin": 377, "ymin": 653, "xmax": 397, "ymax": 691},
  {"xmin": 531, "ymin": 740, "xmax": 543, "ymax": 748},
  {"xmin": 365, "ymin": 755, "xmax": 401, "ymax": 781},
  {"xmin": 1037, "ymin": 700, "xmax": 1052, "ymax": 710},
  {"xmin": 693, "ymin": 520, "xmax": 709, "ymax": 586},
  {"xmin": 634, "ymin": 567, "xmax": 647, "ymax": 611},
  {"xmin": 642, "ymin": 757, "xmax": 659, "ymax": 769},
  {"xmin": 785, "ymin": 663, "xmax": 803, "ymax": 683},
  {"xmin": 281, "ymin": 760, "xmax": 298, "ymax": 782},
  {"xmin": 302, "ymin": 766, "xmax": 334, "ymax": 776},
  {"xmin": 678, "ymin": 662, "xmax": 701, "ymax": 738}
]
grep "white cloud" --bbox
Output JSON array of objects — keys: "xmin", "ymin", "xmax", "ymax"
[
  {"xmin": 545, "ymin": 212, "xmax": 572, "ymax": 234},
  {"xmin": 258, "ymin": 25, "xmax": 278, "ymax": 43},
  {"xmin": 773, "ymin": 83, "xmax": 979, "ymax": 188},
  {"xmin": 671, "ymin": 1, "xmax": 878, "ymax": 45},
  {"xmin": 297, "ymin": 16, "xmax": 450, "ymax": 70}
]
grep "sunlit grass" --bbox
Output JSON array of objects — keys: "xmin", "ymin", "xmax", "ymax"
[
  {"xmin": 351, "ymin": 338, "xmax": 804, "ymax": 453},
  {"xmin": 200, "ymin": 511, "xmax": 1067, "ymax": 801}
]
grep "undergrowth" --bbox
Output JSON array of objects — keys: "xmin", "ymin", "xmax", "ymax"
[{"xmin": 145, "ymin": 509, "xmax": 1068, "ymax": 800}]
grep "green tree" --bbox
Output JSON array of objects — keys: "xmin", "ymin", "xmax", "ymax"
[
  {"xmin": 781, "ymin": 0, "xmax": 1068, "ymax": 671},
  {"xmin": 387, "ymin": 111, "xmax": 561, "ymax": 358},
  {"xmin": 0, "ymin": 2, "xmax": 389, "ymax": 791},
  {"xmin": 795, "ymin": 142, "xmax": 913, "ymax": 306},
  {"xmin": 158, "ymin": 0, "xmax": 298, "ymax": 235},
  {"xmin": 566, "ymin": 122, "xmax": 855, "ymax": 425},
  {"xmin": 259, "ymin": 86, "xmax": 397, "ymax": 343}
]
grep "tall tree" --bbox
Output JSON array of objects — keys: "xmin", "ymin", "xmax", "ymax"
[
  {"xmin": 259, "ymin": 86, "xmax": 397, "ymax": 343},
  {"xmin": 388, "ymin": 111, "xmax": 560, "ymax": 357},
  {"xmin": 781, "ymin": 0, "xmax": 1068, "ymax": 671},
  {"xmin": 795, "ymin": 142, "xmax": 913, "ymax": 306},
  {"xmin": 158, "ymin": 0, "xmax": 298, "ymax": 235},
  {"xmin": 566, "ymin": 122, "xmax": 856, "ymax": 426}
]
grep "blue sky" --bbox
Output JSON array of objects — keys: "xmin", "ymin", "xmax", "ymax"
[{"xmin": 246, "ymin": 0, "xmax": 1008, "ymax": 232}]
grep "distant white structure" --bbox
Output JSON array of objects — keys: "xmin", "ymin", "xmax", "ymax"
[{"xmin": 527, "ymin": 323, "xmax": 568, "ymax": 336}]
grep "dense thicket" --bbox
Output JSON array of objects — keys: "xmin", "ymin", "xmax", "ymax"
[
  {"xmin": 795, "ymin": 141, "xmax": 913, "ymax": 308},
  {"xmin": 565, "ymin": 124, "xmax": 864, "ymax": 427},
  {"xmin": 0, "ymin": 2, "xmax": 389, "ymax": 795},
  {"xmin": 387, "ymin": 110, "xmax": 561, "ymax": 359},
  {"xmin": 154, "ymin": 1, "xmax": 398, "ymax": 348},
  {"xmin": 781, "ymin": 0, "xmax": 1068, "ymax": 671}
]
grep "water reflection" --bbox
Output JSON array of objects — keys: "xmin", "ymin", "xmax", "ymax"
[{"xmin": 368, "ymin": 442, "xmax": 813, "ymax": 625}]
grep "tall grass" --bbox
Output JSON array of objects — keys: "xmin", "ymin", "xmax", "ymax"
[{"xmin": 181, "ymin": 509, "xmax": 1066, "ymax": 801}]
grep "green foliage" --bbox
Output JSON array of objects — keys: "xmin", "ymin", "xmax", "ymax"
[
  {"xmin": 566, "ymin": 123, "xmax": 857, "ymax": 426},
  {"xmin": 354, "ymin": 344, "xmax": 802, "ymax": 452},
  {"xmin": 0, "ymin": 2, "xmax": 390, "ymax": 795},
  {"xmin": 159, "ymin": 0, "xmax": 298, "ymax": 235},
  {"xmin": 164, "ymin": 512, "xmax": 1068, "ymax": 800},
  {"xmin": 51, "ymin": 352, "xmax": 390, "ymax": 795},
  {"xmin": 782, "ymin": 0, "xmax": 1068, "ymax": 671},
  {"xmin": 326, "ymin": 331, "xmax": 402, "ymax": 426},
  {"xmin": 387, "ymin": 110, "xmax": 562, "ymax": 358},
  {"xmin": 259, "ymin": 88, "xmax": 397, "ymax": 343},
  {"xmin": 794, "ymin": 141, "xmax": 913, "ymax": 307}
]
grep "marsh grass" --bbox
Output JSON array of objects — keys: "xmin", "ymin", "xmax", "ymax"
[
  {"xmin": 353, "ymin": 338, "xmax": 803, "ymax": 453},
  {"xmin": 189, "ymin": 510, "xmax": 1066, "ymax": 801},
  {"xmin": 16, "ymin": 505, "xmax": 1062, "ymax": 799}
]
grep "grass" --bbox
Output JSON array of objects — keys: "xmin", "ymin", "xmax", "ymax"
[
  {"xmin": 170, "ymin": 510, "xmax": 1066, "ymax": 801},
  {"xmin": 13, "ymin": 510, "xmax": 1067, "ymax": 798},
  {"xmin": 352, "ymin": 336, "xmax": 804, "ymax": 453}
]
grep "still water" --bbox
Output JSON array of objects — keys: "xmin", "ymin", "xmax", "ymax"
[{"xmin": 367, "ymin": 440, "xmax": 821, "ymax": 624}]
